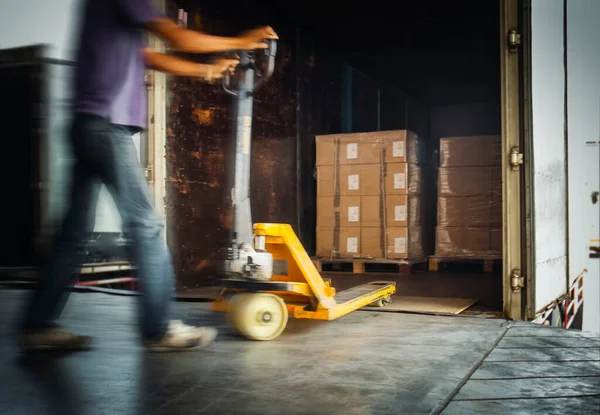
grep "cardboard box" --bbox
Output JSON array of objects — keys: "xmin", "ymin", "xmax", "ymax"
[
  {"xmin": 384, "ymin": 162, "xmax": 421, "ymax": 195},
  {"xmin": 316, "ymin": 195, "xmax": 388, "ymax": 229},
  {"xmin": 361, "ymin": 227, "xmax": 385, "ymax": 258},
  {"xmin": 318, "ymin": 163, "xmax": 421, "ymax": 197},
  {"xmin": 439, "ymin": 136, "xmax": 502, "ymax": 167},
  {"xmin": 317, "ymin": 226, "xmax": 377, "ymax": 259},
  {"xmin": 360, "ymin": 225, "xmax": 424, "ymax": 260},
  {"xmin": 315, "ymin": 133, "xmax": 381, "ymax": 166},
  {"xmin": 380, "ymin": 130, "xmax": 422, "ymax": 164},
  {"xmin": 316, "ymin": 164, "xmax": 381, "ymax": 197},
  {"xmin": 315, "ymin": 130, "xmax": 424, "ymax": 166},
  {"xmin": 316, "ymin": 226, "xmax": 362, "ymax": 258},
  {"xmin": 361, "ymin": 195, "xmax": 382, "ymax": 228},
  {"xmin": 435, "ymin": 227, "xmax": 502, "ymax": 257},
  {"xmin": 387, "ymin": 226, "xmax": 424, "ymax": 260},
  {"xmin": 438, "ymin": 166, "xmax": 501, "ymax": 197},
  {"xmin": 437, "ymin": 195, "xmax": 502, "ymax": 228},
  {"xmin": 316, "ymin": 224, "xmax": 425, "ymax": 260},
  {"xmin": 385, "ymin": 194, "xmax": 421, "ymax": 228},
  {"xmin": 316, "ymin": 196, "xmax": 361, "ymax": 228}
]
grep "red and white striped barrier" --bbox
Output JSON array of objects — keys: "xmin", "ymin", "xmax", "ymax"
[{"xmin": 533, "ymin": 270, "xmax": 585, "ymax": 328}]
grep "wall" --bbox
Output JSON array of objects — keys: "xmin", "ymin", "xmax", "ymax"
[
  {"xmin": 430, "ymin": 102, "xmax": 501, "ymax": 145},
  {"xmin": 566, "ymin": 0, "xmax": 600, "ymax": 333},
  {"xmin": 0, "ymin": 0, "xmax": 81, "ymax": 60}
]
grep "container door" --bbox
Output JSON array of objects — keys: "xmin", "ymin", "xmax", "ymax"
[
  {"xmin": 524, "ymin": 0, "xmax": 569, "ymax": 317},
  {"xmin": 566, "ymin": 0, "xmax": 600, "ymax": 333},
  {"xmin": 500, "ymin": 0, "xmax": 525, "ymax": 320}
]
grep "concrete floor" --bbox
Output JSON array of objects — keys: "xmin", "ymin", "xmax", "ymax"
[{"xmin": 0, "ymin": 289, "xmax": 598, "ymax": 415}]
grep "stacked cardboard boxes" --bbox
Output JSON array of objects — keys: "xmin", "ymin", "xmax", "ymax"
[
  {"xmin": 315, "ymin": 130, "xmax": 425, "ymax": 260},
  {"xmin": 435, "ymin": 136, "xmax": 502, "ymax": 257}
]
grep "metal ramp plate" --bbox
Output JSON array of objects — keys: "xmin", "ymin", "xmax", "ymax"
[{"xmin": 334, "ymin": 281, "xmax": 395, "ymax": 304}]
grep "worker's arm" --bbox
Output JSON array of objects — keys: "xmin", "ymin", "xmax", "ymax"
[
  {"xmin": 148, "ymin": 18, "xmax": 278, "ymax": 53},
  {"xmin": 118, "ymin": 0, "xmax": 278, "ymax": 53},
  {"xmin": 143, "ymin": 49, "xmax": 239, "ymax": 80}
]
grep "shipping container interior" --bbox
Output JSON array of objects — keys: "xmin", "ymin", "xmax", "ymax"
[{"xmin": 166, "ymin": 0, "xmax": 503, "ymax": 313}]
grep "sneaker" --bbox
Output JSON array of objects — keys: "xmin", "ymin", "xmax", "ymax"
[
  {"xmin": 20, "ymin": 324, "xmax": 92, "ymax": 351},
  {"xmin": 144, "ymin": 320, "xmax": 217, "ymax": 352}
]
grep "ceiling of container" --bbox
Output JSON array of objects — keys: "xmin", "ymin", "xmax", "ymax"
[{"xmin": 273, "ymin": 0, "xmax": 501, "ymax": 106}]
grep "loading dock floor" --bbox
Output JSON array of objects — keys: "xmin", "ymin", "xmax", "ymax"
[{"xmin": 0, "ymin": 289, "xmax": 598, "ymax": 414}]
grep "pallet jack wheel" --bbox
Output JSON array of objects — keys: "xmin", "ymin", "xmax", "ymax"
[
  {"xmin": 369, "ymin": 295, "xmax": 392, "ymax": 308},
  {"xmin": 229, "ymin": 293, "xmax": 288, "ymax": 341}
]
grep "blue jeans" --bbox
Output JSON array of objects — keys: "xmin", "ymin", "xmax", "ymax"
[{"xmin": 23, "ymin": 114, "xmax": 175, "ymax": 340}]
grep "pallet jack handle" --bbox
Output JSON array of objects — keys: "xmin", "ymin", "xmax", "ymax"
[
  {"xmin": 217, "ymin": 37, "xmax": 278, "ymax": 277},
  {"xmin": 222, "ymin": 38, "xmax": 277, "ymax": 96}
]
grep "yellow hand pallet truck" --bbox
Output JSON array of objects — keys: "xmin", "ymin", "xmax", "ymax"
[{"xmin": 212, "ymin": 40, "xmax": 395, "ymax": 340}]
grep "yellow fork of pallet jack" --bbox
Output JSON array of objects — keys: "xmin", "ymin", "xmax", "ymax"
[{"xmin": 213, "ymin": 223, "xmax": 396, "ymax": 320}]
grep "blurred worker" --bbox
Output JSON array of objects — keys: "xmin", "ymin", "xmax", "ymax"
[{"xmin": 19, "ymin": 0, "xmax": 277, "ymax": 352}]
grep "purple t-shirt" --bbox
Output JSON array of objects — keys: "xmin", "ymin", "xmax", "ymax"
[{"xmin": 73, "ymin": 0, "xmax": 163, "ymax": 129}]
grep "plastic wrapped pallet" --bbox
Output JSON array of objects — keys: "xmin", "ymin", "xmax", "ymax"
[
  {"xmin": 435, "ymin": 227, "xmax": 501, "ymax": 257},
  {"xmin": 315, "ymin": 130, "xmax": 426, "ymax": 260},
  {"xmin": 435, "ymin": 135, "xmax": 502, "ymax": 258},
  {"xmin": 439, "ymin": 135, "xmax": 502, "ymax": 167},
  {"xmin": 437, "ymin": 195, "xmax": 501, "ymax": 228}
]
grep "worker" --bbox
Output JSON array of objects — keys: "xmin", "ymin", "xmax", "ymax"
[{"xmin": 19, "ymin": 0, "xmax": 278, "ymax": 352}]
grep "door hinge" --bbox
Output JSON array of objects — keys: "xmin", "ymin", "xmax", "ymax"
[
  {"xmin": 145, "ymin": 165, "xmax": 153, "ymax": 181},
  {"xmin": 510, "ymin": 147, "xmax": 523, "ymax": 171},
  {"xmin": 508, "ymin": 29, "xmax": 521, "ymax": 52},
  {"xmin": 511, "ymin": 270, "xmax": 525, "ymax": 291}
]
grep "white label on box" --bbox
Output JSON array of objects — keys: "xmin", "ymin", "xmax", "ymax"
[
  {"xmin": 346, "ymin": 143, "xmax": 358, "ymax": 159},
  {"xmin": 347, "ymin": 237, "xmax": 358, "ymax": 253},
  {"xmin": 394, "ymin": 237, "xmax": 407, "ymax": 254},
  {"xmin": 394, "ymin": 172, "xmax": 406, "ymax": 189},
  {"xmin": 392, "ymin": 141, "xmax": 405, "ymax": 158},
  {"xmin": 348, "ymin": 206, "xmax": 359, "ymax": 222},
  {"xmin": 348, "ymin": 174, "xmax": 359, "ymax": 190},
  {"xmin": 395, "ymin": 205, "xmax": 407, "ymax": 222}
]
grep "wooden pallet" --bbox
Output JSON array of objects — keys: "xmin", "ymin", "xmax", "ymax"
[
  {"xmin": 428, "ymin": 256, "xmax": 501, "ymax": 273},
  {"xmin": 312, "ymin": 257, "xmax": 427, "ymax": 275}
]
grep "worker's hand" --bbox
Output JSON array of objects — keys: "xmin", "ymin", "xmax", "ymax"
[
  {"xmin": 206, "ymin": 58, "xmax": 239, "ymax": 82},
  {"xmin": 238, "ymin": 26, "xmax": 278, "ymax": 50}
]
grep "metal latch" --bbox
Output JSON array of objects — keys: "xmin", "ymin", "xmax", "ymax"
[
  {"xmin": 508, "ymin": 29, "xmax": 521, "ymax": 52},
  {"xmin": 511, "ymin": 270, "xmax": 525, "ymax": 291},
  {"xmin": 510, "ymin": 147, "xmax": 523, "ymax": 170}
]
